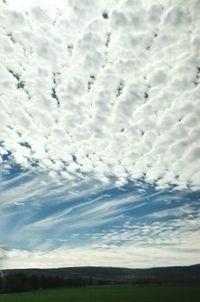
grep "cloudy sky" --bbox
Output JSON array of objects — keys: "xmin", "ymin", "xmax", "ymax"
[{"xmin": 0, "ymin": 0, "xmax": 200, "ymax": 269}]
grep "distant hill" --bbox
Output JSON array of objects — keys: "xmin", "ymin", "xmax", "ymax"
[{"xmin": 2, "ymin": 264, "xmax": 200, "ymax": 283}]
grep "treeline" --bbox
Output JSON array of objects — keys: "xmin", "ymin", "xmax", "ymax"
[
  {"xmin": 0, "ymin": 273, "xmax": 113, "ymax": 293},
  {"xmin": 0, "ymin": 273, "xmax": 185, "ymax": 294}
]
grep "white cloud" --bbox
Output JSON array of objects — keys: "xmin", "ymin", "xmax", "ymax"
[
  {"xmin": 0, "ymin": 170, "xmax": 108, "ymax": 207},
  {"xmin": 1, "ymin": 0, "xmax": 200, "ymax": 190},
  {"xmin": 3, "ymin": 243, "xmax": 200, "ymax": 269}
]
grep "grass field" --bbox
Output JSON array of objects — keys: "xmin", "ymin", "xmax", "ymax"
[{"xmin": 0, "ymin": 284, "xmax": 200, "ymax": 302}]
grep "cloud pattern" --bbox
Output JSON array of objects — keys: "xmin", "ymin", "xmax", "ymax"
[
  {"xmin": 0, "ymin": 0, "xmax": 200, "ymax": 268},
  {"xmin": 0, "ymin": 0, "xmax": 200, "ymax": 190},
  {"xmin": 0, "ymin": 170, "xmax": 200, "ymax": 268}
]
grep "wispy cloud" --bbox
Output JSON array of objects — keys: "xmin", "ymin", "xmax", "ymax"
[{"xmin": 0, "ymin": 175, "xmax": 199, "ymax": 259}]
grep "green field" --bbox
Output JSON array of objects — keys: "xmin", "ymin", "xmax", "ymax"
[{"xmin": 0, "ymin": 284, "xmax": 200, "ymax": 302}]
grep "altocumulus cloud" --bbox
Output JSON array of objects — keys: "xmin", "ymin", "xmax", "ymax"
[{"xmin": 0, "ymin": 0, "xmax": 200, "ymax": 268}]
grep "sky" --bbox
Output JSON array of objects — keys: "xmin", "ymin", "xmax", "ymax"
[{"xmin": 0, "ymin": 0, "xmax": 200, "ymax": 269}]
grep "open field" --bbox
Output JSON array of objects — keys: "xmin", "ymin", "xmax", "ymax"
[{"xmin": 0, "ymin": 284, "xmax": 200, "ymax": 302}]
